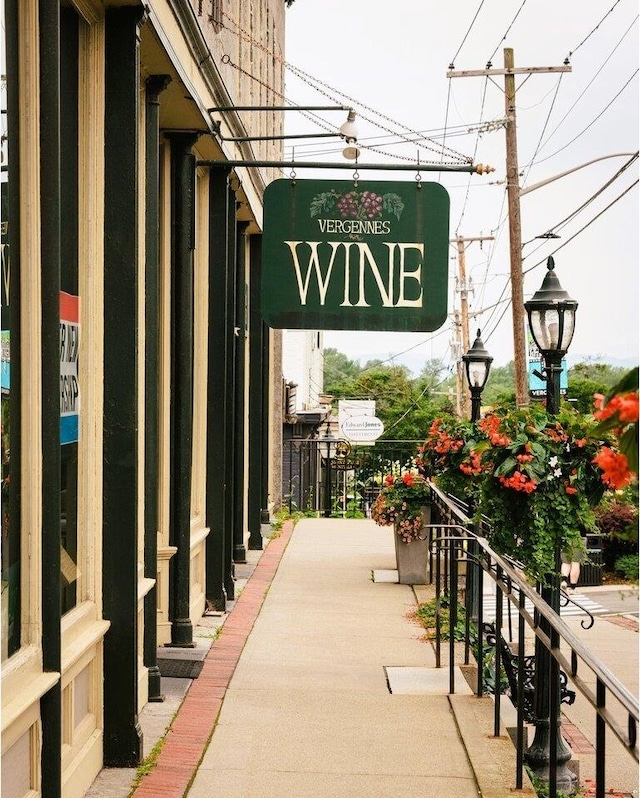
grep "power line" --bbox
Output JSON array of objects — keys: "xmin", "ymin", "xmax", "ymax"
[
  {"xmin": 449, "ymin": 0, "xmax": 487, "ymax": 67},
  {"xmin": 567, "ymin": 0, "xmax": 625, "ymax": 60},
  {"xmin": 487, "ymin": 0, "xmax": 529, "ymax": 65},
  {"xmin": 521, "ymin": 153, "xmax": 639, "ymax": 246},
  {"xmin": 533, "ymin": 69, "xmax": 638, "ymax": 165},
  {"xmin": 522, "ymin": 178, "xmax": 639, "ymax": 275},
  {"xmin": 529, "ymin": 17, "xmax": 639, "ymax": 163}
]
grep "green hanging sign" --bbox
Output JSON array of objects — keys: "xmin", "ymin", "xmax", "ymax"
[{"xmin": 261, "ymin": 178, "xmax": 450, "ymax": 332}]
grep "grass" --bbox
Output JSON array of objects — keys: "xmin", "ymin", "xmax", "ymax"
[{"xmin": 128, "ymin": 717, "xmax": 175, "ymax": 794}]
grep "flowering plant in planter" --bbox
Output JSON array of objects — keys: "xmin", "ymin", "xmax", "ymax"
[{"xmin": 371, "ymin": 472, "xmax": 431, "ymax": 543}]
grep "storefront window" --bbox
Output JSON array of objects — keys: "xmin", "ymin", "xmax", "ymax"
[{"xmin": 1, "ymin": 0, "xmax": 21, "ymax": 660}]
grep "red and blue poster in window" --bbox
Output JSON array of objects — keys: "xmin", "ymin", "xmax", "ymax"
[{"xmin": 60, "ymin": 292, "xmax": 79, "ymax": 445}]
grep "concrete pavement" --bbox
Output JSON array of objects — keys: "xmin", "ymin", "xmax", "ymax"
[{"xmin": 86, "ymin": 517, "xmax": 638, "ymax": 798}]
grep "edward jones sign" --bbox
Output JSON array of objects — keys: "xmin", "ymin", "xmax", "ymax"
[{"xmin": 261, "ymin": 179, "xmax": 450, "ymax": 331}]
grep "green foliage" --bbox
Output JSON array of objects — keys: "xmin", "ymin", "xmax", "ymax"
[
  {"xmin": 524, "ymin": 766, "xmax": 584, "ymax": 798},
  {"xmin": 614, "ymin": 554, "xmax": 639, "ymax": 581},
  {"xmin": 345, "ymin": 500, "xmax": 365, "ymax": 519},
  {"xmin": 323, "ymin": 352, "xmax": 457, "ymax": 442},
  {"xmin": 482, "ymin": 360, "xmax": 517, "ymax": 406},
  {"xmin": 270, "ymin": 506, "xmax": 304, "ymax": 533},
  {"xmin": 412, "ymin": 595, "xmax": 468, "ymax": 641}
]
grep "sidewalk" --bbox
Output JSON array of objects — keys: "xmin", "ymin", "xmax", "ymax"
[{"xmin": 86, "ymin": 518, "xmax": 638, "ymax": 798}]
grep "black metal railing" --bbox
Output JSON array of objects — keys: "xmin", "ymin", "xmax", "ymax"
[{"xmin": 426, "ymin": 481, "xmax": 639, "ymax": 798}]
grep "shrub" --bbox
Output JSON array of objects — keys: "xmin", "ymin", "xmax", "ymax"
[
  {"xmin": 614, "ymin": 554, "xmax": 639, "ymax": 582},
  {"xmin": 595, "ymin": 499, "xmax": 639, "ymax": 569}
]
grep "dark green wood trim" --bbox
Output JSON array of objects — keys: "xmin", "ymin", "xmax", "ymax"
[
  {"xmin": 103, "ymin": 6, "xmax": 144, "ymax": 766},
  {"xmin": 233, "ymin": 223, "xmax": 249, "ymax": 563},
  {"xmin": 144, "ymin": 75, "xmax": 171, "ymax": 699},
  {"xmin": 247, "ymin": 235, "xmax": 264, "ymax": 550},
  {"xmin": 166, "ymin": 131, "xmax": 199, "ymax": 648},
  {"xmin": 39, "ymin": 0, "xmax": 62, "ymax": 792},
  {"xmin": 223, "ymin": 190, "xmax": 237, "ymax": 600},
  {"xmin": 205, "ymin": 169, "xmax": 231, "ymax": 610},
  {"xmin": 260, "ymin": 320, "xmax": 271, "ymax": 526}
]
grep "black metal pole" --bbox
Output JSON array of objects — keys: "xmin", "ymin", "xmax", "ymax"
[
  {"xmin": 143, "ymin": 74, "xmax": 171, "ymax": 701},
  {"xmin": 524, "ymin": 356, "xmax": 576, "ymax": 793},
  {"xmin": 470, "ymin": 389, "xmax": 482, "ymax": 422},
  {"xmin": 198, "ymin": 159, "xmax": 483, "ymax": 174},
  {"xmin": 323, "ymin": 455, "xmax": 332, "ymax": 517}
]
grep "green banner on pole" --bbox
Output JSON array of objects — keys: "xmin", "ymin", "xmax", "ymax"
[{"xmin": 261, "ymin": 179, "xmax": 450, "ymax": 331}]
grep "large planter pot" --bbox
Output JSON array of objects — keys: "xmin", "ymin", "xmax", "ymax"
[{"xmin": 394, "ymin": 505, "xmax": 431, "ymax": 585}]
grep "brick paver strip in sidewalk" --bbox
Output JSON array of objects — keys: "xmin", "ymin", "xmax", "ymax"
[
  {"xmin": 561, "ymin": 717, "xmax": 595, "ymax": 755},
  {"xmin": 132, "ymin": 522, "xmax": 295, "ymax": 798},
  {"xmin": 604, "ymin": 615, "xmax": 639, "ymax": 633}
]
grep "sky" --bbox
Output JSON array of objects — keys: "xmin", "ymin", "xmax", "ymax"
[{"xmin": 281, "ymin": 0, "xmax": 639, "ymax": 375}]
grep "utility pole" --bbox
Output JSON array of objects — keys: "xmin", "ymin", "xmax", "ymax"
[
  {"xmin": 452, "ymin": 234, "xmax": 494, "ymax": 418},
  {"xmin": 451, "ymin": 310, "xmax": 463, "ymax": 418},
  {"xmin": 447, "ymin": 50, "xmax": 571, "ymax": 407}
]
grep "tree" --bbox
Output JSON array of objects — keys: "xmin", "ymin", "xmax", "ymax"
[
  {"xmin": 323, "ymin": 347, "xmax": 363, "ymax": 397},
  {"xmin": 482, "ymin": 361, "xmax": 516, "ymax": 406},
  {"xmin": 567, "ymin": 361, "xmax": 630, "ymax": 414}
]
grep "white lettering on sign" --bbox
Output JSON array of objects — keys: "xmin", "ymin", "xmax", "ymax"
[
  {"xmin": 284, "ymin": 240, "xmax": 424, "ymax": 309},
  {"xmin": 317, "ymin": 218, "xmax": 391, "ymax": 235}
]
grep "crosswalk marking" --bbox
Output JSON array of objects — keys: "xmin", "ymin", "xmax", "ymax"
[{"xmin": 481, "ymin": 592, "xmax": 607, "ymax": 621}]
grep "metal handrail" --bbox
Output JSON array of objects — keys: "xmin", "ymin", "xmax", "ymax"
[{"xmin": 427, "ymin": 481, "xmax": 639, "ymax": 798}]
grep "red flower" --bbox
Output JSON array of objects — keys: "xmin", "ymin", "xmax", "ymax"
[
  {"xmin": 594, "ymin": 391, "xmax": 639, "ymax": 424},
  {"xmin": 402, "ymin": 472, "xmax": 414, "ymax": 486},
  {"xmin": 498, "ymin": 470, "xmax": 537, "ymax": 493},
  {"xmin": 384, "ymin": 474, "xmax": 395, "ymax": 486},
  {"xmin": 593, "ymin": 446, "xmax": 633, "ymax": 489}
]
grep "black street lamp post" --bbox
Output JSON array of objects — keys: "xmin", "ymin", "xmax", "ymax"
[
  {"xmin": 523, "ymin": 256, "xmax": 578, "ymax": 793},
  {"xmin": 462, "ymin": 329, "xmax": 493, "ymax": 422},
  {"xmin": 462, "ymin": 330, "xmax": 492, "ymax": 622},
  {"xmin": 319, "ymin": 423, "xmax": 337, "ymax": 518}
]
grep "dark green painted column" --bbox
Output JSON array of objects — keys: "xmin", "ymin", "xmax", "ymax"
[
  {"xmin": 247, "ymin": 235, "xmax": 264, "ymax": 550},
  {"xmin": 144, "ymin": 75, "xmax": 171, "ymax": 699},
  {"xmin": 260, "ymin": 319, "xmax": 272, "ymax": 526},
  {"xmin": 103, "ymin": 6, "xmax": 144, "ymax": 766},
  {"xmin": 166, "ymin": 132, "xmax": 199, "ymax": 648},
  {"xmin": 39, "ymin": 0, "xmax": 62, "ymax": 792},
  {"xmin": 205, "ymin": 169, "xmax": 232, "ymax": 610},
  {"xmin": 233, "ymin": 223, "xmax": 249, "ymax": 563},
  {"xmin": 222, "ymin": 193, "xmax": 237, "ymax": 599}
]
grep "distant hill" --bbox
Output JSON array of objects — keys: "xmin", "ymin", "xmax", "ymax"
[{"xmin": 567, "ymin": 353, "xmax": 639, "ymax": 370}]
